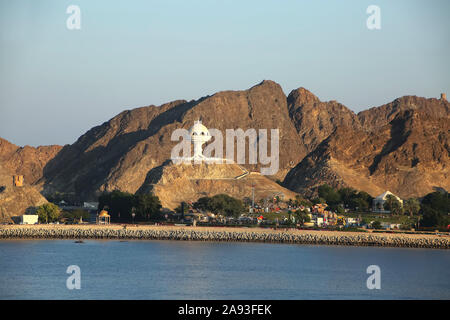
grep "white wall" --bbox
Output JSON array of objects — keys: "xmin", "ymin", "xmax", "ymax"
[{"xmin": 21, "ymin": 215, "xmax": 38, "ymax": 224}]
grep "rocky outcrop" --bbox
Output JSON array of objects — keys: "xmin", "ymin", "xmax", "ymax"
[
  {"xmin": 0, "ymin": 138, "xmax": 62, "ymax": 185},
  {"xmin": 138, "ymin": 161, "xmax": 299, "ymax": 209},
  {"xmin": 358, "ymin": 95, "xmax": 449, "ymax": 132},
  {"xmin": 287, "ymin": 87, "xmax": 361, "ymax": 153},
  {"xmin": 0, "ymin": 164, "xmax": 47, "ymax": 222}
]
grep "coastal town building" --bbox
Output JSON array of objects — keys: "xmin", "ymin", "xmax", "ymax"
[
  {"xmin": 19, "ymin": 214, "xmax": 38, "ymax": 224},
  {"xmin": 97, "ymin": 210, "xmax": 110, "ymax": 224},
  {"xmin": 345, "ymin": 217, "xmax": 358, "ymax": 226},
  {"xmin": 372, "ymin": 191, "xmax": 403, "ymax": 213},
  {"xmin": 315, "ymin": 216, "xmax": 324, "ymax": 227},
  {"xmin": 381, "ymin": 222, "xmax": 402, "ymax": 230},
  {"xmin": 83, "ymin": 202, "xmax": 99, "ymax": 210}
]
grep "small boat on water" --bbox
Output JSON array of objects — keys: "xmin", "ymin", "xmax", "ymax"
[{"xmin": 74, "ymin": 240, "xmax": 84, "ymax": 243}]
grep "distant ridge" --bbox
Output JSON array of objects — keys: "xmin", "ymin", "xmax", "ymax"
[{"xmin": 0, "ymin": 80, "xmax": 448, "ymax": 210}]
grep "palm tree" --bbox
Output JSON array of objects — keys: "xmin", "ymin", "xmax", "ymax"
[
  {"xmin": 383, "ymin": 195, "xmax": 403, "ymax": 215},
  {"xmin": 403, "ymin": 198, "xmax": 420, "ymax": 217}
]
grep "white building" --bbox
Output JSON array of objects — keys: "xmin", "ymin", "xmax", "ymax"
[
  {"xmin": 313, "ymin": 216, "xmax": 324, "ymax": 227},
  {"xmin": 20, "ymin": 215, "xmax": 38, "ymax": 224},
  {"xmin": 83, "ymin": 202, "xmax": 99, "ymax": 210},
  {"xmin": 372, "ymin": 191, "xmax": 403, "ymax": 213},
  {"xmin": 381, "ymin": 222, "xmax": 402, "ymax": 230}
]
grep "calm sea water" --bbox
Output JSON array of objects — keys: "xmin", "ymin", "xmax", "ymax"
[{"xmin": 0, "ymin": 240, "xmax": 449, "ymax": 299}]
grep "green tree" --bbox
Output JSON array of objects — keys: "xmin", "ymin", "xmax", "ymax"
[
  {"xmin": 193, "ymin": 194, "xmax": 244, "ymax": 218},
  {"xmin": 372, "ymin": 220, "xmax": 383, "ymax": 229},
  {"xmin": 36, "ymin": 203, "xmax": 61, "ymax": 223},
  {"xmin": 403, "ymin": 198, "xmax": 420, "ymax": 217},
  {"xmin": 420, "ymin": 191, "xmax": 450, "ymax": 228},
  {"xmin": 275, "ymin": 195, "xmax": 280, "ymax": 204},
  {"xmin": 338, "ymin": 187, "xmax": 357, "ymax": 206},
  {"xmin": 287, "ymin": 199, "xmax": 293, "ymax": 207},
  {"xmin": 175, "ymin": 202, "xmax": 189, "ymax": 214},
  {"xmin": 211, "ymin": 194, "xmax": 244, "ymax": 218},
  {"xmin": 421, "ymin": 206, "xmax": 437, "ymax": 227},
  {"xmin": 60, "ymin": 209, "xmax": 89, "ymax": 223},
  {"xmin": 338, "ymin": 188, "xmax": 373, "ymax": 212},
  {"xmin": 311, "ymin": 197, "xmax": 327, "ymax": 205},
  {"xmin": 357, "ymin": 191, "xmax": 374, "ymax": 203},
  {"xmin": 421, "ymin": 192, "xmax": 449, "ymax": 214},
  {"xmin": 318, "ymin": 184, "xmax": 341, "ymax": 206},
  {"xmin": 351, "ymin": 197, "xmax": 369, "ymax": 212},
  {"xmin": 98, "ymin": 190, "xmax": 135, "ymax": 222},
  {"xmin": 134, "ymin": 193, "xmax": 162, "ymax": 221},
  {"xmin": 335, "ymin": 205, "xmax": 345, "ymax": 214},
  {"xmin": 383, "ymin": 195, "xmax": 403, "ymax": 215},
  {"xmin": 294, "ymin": 209, "xmax": 311, "ymax": 225},
  {"xmin": 194, "ymin": 197, "xmax": 211, "ymax": 211},
  {"xmin": 293, "ymin": 195, "xmax": 312, "ymax": 207},
  {"xmin": 294, "ymin": 195, "xmax": 301, "ymax": 206}
]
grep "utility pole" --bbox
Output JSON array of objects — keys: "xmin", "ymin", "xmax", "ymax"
[
  {"xmin": 181, "ymin": 202, "xmax": 185, "ymax": 220},
  {"xmin": 251, "ymin": 184, "xmax": 255, "ymax": 213}
]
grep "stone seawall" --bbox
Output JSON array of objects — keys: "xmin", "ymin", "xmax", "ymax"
[{"xmin": 1, "ymin": 226, "xmax": 449, "ymax": 249}]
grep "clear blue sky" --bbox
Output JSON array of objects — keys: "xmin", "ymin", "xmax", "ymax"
[{"xmin": 0, "ymin": 0, "xmax": 449, "ymax": 146}]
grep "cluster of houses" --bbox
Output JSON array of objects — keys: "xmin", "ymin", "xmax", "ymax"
[
  {"xmin": 16, "ymin": 189, "xmax": 406, "ymax": 231},
  {"xmin": 277, "ymin": 203, "xmax": 359, "ymax": 228},
  {"xmin": 246, "ymin": 190, "xmax": 405, "ymax": 230}
]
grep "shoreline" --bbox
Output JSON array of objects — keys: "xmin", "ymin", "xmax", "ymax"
[{"xmin": 0, "ymin": 225, "xmax": 449, "ymax": 249}]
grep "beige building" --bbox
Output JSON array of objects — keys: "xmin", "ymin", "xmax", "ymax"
[{"xmin": 20, "ymin": 214, "xmax": 39, "ymax": 224}]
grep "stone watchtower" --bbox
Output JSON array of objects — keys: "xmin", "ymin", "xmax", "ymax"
[
  {"xmin": 441, "ymin": 93, "xmax": 447, "ymax": 101},
  {"xmin": 13, "ymin": 175, "xmax": 24, "ymax": 187}
]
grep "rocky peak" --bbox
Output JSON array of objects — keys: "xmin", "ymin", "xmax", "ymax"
[
  {"xmin": 287, "ymin": 87, "xmax": 360, "ymax": 153},
  {"xmin": 0, "ymin": 138, "xmax": 62, "ymax": 185},
  {"xmin": 358, "ymin": 95, "xmax": 449, "ymax": 132},
  {"xmin": 287, "ymin": 87, "xmax": 320, "ymax": 106}
]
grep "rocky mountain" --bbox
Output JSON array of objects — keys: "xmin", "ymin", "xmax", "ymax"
[
  {"xmin": 358, "ymin": 95, "xmax": 449, "ymax": 131},
  {"xmin": 0, "ymin": 164, "xmax": 48, "ymax": 222},
  {"xmin": 38, "ymin": 80, "xmax": 303, "ymax": 202},
  {"xmin": 283, "ymin": 96, "xmax": 450, "ymax": 199},
  {"xmin": 287, "ymin": 87, "xmax": 361, "ymax": 154},
  {"xmin": 0, "ymin": 80, "xmax": 448, "ymax": 209},
  {"xmin": 138, "ymin": 161, "xmax": 298, "ymax": 209},
  {"xmin": 0, "ymin": 139, "xmax": 59, "ymax": 220},
  {"xmin": 0, "ymin": 138, "xmax": 62, "ymax": 185}
]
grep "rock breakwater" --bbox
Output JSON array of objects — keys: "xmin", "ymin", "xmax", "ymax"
[{"xmin": 0, "ymin": 226, "xmax": 449, "ymax": 249}]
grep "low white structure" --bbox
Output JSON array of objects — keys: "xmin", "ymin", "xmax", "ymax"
[
  {"xmin": 83, "ymin": 202, "xmax": 99, "ymax": 210},
  {"xmin": 372, "ymin": 191, "xmax": 403, "ymax": 213},
  {"xmin": 315, "ymin": 216, "xmax": 324, "ymax": 227},
  {"xmin": 381, "ymin": 222, "xmax": 402, "ymax": 230},
  {"xmin": 20, "ymin": 215, "xmax": 38, "ymax": 224}
]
